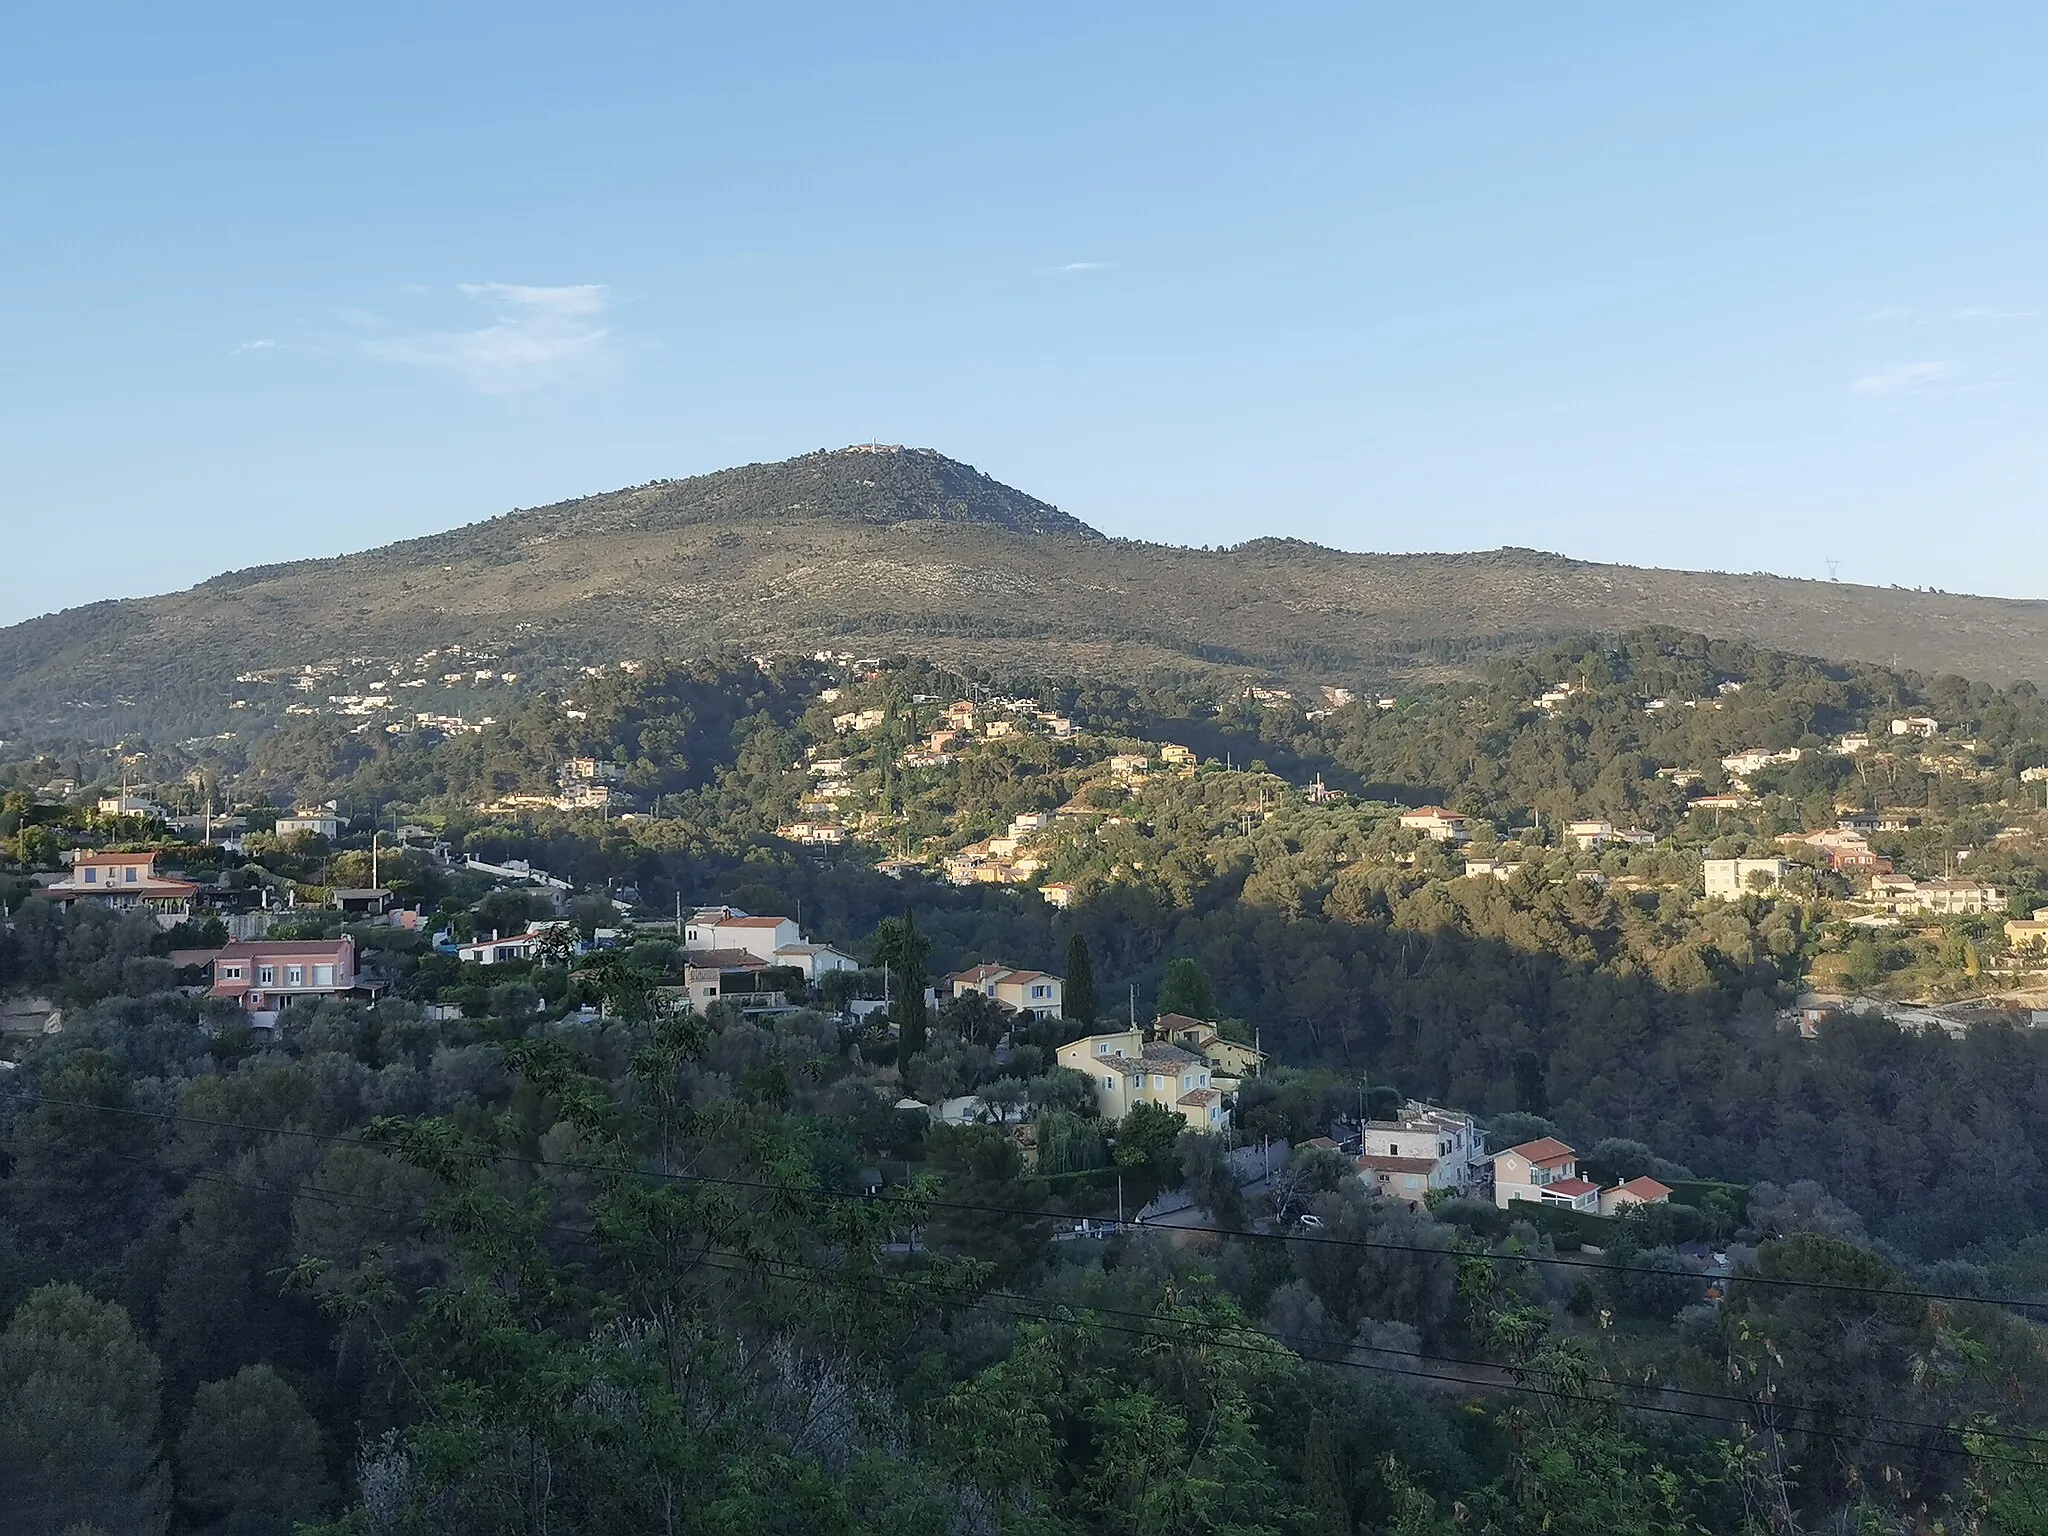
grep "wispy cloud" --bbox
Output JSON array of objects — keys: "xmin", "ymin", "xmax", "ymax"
[
  {"xmin": 1044, "ymin": 261, "xmax": 1113, "ymax": 273},
  {"xmin": 1850, "ymin": 360, "xmax": 1958, "ymax": 396},
  {"xmin": 232, "ymin": 338, "xmax": 278, "ymax": 354},
  {"xmin": 366, "ymin": 283, "xmax": 613, "ymax": 392},
  {"xmin": 1951, "ymin": 305, "xmax": 2036, "ymax": 320}
]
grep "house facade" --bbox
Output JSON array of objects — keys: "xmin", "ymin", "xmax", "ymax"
[
  {"xmin": 276, "ymin": 810, "xmax": 341, "ymax": 839},
  {"xmin": 1155, "ymin": 1014, "xmax": 1264, "ymax": 1079},
  {"xmin": 1704, "ymin": 857, "xmax": 1786, "ymax": 899},
  {"xmin": 1357, "ymin": 1102, "xmax": 1484, "ymax": 1207},
  {"xmin": 1399, "ymin": 806, "xmax": 1470, "ymax": 843},
  {"xmin": 1054, "ymin": 1030, "xmax": 1228, "ymax": 1131},
  {"xmin": 1491, "ymin": 1138, "xmax": 1599, "ymax": 1211},
  {"xmin": 1598, "ymin": 1176, "xmax": 1674, "ymax": 1216},
  {"xmin": 43, "ymin": 851, "xmax": 199, "ymax": 918},
  {"xmin": 947, "ymin": 963, "xmax": 1064, "ymax": 1018},
  {"xmin": 1873, "ymin": 877, "xmax": 2008, "ymax": 915},
  {"xmin": 206, "ymin": 937, "xmax": 368, "ymax": 1019},
  {"xmin": 684, "ymin": 910, "xmax": 802, "ymax": 962}
]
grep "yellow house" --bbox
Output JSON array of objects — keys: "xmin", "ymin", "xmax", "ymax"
[
  {"xmin": 1155, "ymin": 1013, "xmax": 1264, "ymax": 1079},
  {"xmin": 1055, "ymin": 1029, "xmax": 1229, "ymax": 1132},
  {"xmin": 2005, "ymin": 909, "xmax": 2048, "ymax": 952}
]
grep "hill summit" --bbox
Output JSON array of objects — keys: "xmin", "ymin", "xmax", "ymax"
[
  {"xmin": 406, "ymin": 444, "xmax": 1100, "ymax": 557},
  {"xmin": 8, "ymin": 444, "xmax": 2048, "ymax": 744}
]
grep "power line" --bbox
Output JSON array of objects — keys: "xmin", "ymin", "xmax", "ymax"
[{"xmin": 29, "ymin": 1093, "xmax": 2048, "ymax": 1318}]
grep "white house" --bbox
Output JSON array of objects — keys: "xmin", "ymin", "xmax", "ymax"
[
  {"xmin": 770, "ymin": 941, "xmax": 860, "ymax": 982},
  {"xmin": 276, "ymin": 810, "xmax": 342, "ymax": 839},
  {"xmin": 1399, "ymin": 806, "xmax": 1470, "ymax": 843},
  {"xmin": 1891, "ymin": 717, "xmax": 1939, "ymax": 739},
  {"xmin": 1357, "ymin": 1102, "xmax": 1484, "ymax": 1207},
  {"xmin": 1704, "ymin": 857, "xmax": 1786, "ymax": 899},
  {"xmin": 684, "ymin": 908, "xmax": 800, "ymax": 962},
  {"xmin": 458, "ymin": 932, "xmax": 540, "ymax": 965},
  {"xmin": 682, "ymin": 906, "xmax": 858, "ymax": 982}
]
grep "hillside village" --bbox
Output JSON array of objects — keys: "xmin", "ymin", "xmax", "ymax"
[{"xmin": 10, "ymin": 626, "xmax": 2048, "ymax": 1528}]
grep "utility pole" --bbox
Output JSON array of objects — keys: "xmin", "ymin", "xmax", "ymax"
[
  {"xmin": 371, "ymin": 830, "xmax": 381, "ymax": 890},
  {"xmin": 1129, "ymin": 982, "xmax": 1137, "ymax": 1029}
]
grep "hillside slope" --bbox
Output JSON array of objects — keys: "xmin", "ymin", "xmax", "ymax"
[{"xmin": 4, "ymin": 444, "xmax": 2045, "ymax": 740}]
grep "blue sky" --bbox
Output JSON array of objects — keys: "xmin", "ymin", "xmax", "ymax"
[{"xmin": 4, "ymin": 3, "xmax": 2046, "ymax": 625}]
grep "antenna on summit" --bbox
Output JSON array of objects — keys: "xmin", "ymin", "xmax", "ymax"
[{"xmin": 1825, "ymin": 558, "xmax": 1840, "ymax": 581}]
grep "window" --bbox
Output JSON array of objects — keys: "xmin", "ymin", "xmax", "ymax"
[
  {"xmin": 220, "ymin": 965, "xmax": 242, "ymax": 981},
  {"xmin": 1102, "ymin": 1075, "xmax": 1114, "ymax": 1089},
  {"xmin": 1388, "ymin": 1142, "xmax": 1399, "ymax": 1156},
  {"xmin": 124, "ymin": 866, "xmax": 138, "ymax": 883},
  {"xmin": 257, "ymin": 966, "xmax": 276, "ymax": 986},
  {"xmin": 83, "ymin": 867, "xmax": 97, "ymax": 884},
  {"xmin": 285, "ymin": 966, "xmax": 304, "ymax": 987},
  {"xmin": 1031, "ymin": 984, "xmax": 1049, "ymax": 999},
  {"xmin": 312, "ymin": 965, "xmax": 335, "ymax": 986}
]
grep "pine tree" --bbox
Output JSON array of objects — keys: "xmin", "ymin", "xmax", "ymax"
[{"xmin": 1063, "ymin": 931, "xmax": 1096, "ymax": 1023}]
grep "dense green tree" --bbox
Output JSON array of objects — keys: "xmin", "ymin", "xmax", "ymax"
[
  {"xmin": 176, "ymin": 1365, "xmax": 334, "ymax": 1535},
  {"xmin": 1112, "ymin": 1101, "xmax": 1187, "ymax": 1181},
  {"xmin": 1157, "ymin": 955, "xmax": 1218, "ymax": 1020},
  {"xmin": 0, "ymin": 1283, "xmax": 169, "ymax": 1535}
]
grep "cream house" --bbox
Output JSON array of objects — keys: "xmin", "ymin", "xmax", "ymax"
[
  {"xmin": 1155, "ymin": 1013, "xmax": 1264, "ymax": 1080},
  {"xmin": 1491, "ymin": 1138, "xmax": 1599, "ymax": 1211},
  {"xmin": 948, "ymin": 963, "xmax": 1063, "ymax": 1018},
  {"xmin": 1054, "ymin": 1029, "xmax": 1228, "ymax": 1131}
]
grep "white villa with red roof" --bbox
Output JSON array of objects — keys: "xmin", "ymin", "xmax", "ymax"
[
  {"xmin": 1398, "ymin": 806, "xmax": 1471, "ymax": 843},
  {"xmin": 680, "ymin": 906, "xmax": 857, "ymax": 983},
  {"xmin": 43, "ymin": 851, "xmax": 199, "ymax": 920},
  {"xmin": 1492, "ymin": 1137, "xmax": 1676, "ymax": 1217}
]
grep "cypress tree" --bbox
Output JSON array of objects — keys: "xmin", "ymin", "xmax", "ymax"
[
  {"xmin": 1063, "ymin": 931, "xmax": 1096, "ymax": 1023},
  {"xmin": 1301, "ymin": 1409, "xmax": 1350, "ymax": 1536},
  {"xmin": 892, "ymin": 910, "xmax": 930, "ymax": 1062}
]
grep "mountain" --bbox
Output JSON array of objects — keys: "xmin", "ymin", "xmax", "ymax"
[{"xmin": 5, "ymin": 443, "xmax": 2048, "ymax": 742}]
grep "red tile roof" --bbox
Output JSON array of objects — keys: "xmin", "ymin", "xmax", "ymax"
[
  {"xmin": 1503, "ymin": 1137, "xmax": 1575, "ymax": 1168},
  {"xmin": 1546, "ymin": 1177, "xmax": 1598, "ymax": 1197},
  {"xmin": 217, "ymin": 940, "xmax": 352, "ymax": 959},
  {"xmin": 718, "ymin": 915, "xmax": 793, "ymax": 928},
  {"xmin": 1612, "ymin": 1176, "xmax": 1673, "ymax": 1201}
]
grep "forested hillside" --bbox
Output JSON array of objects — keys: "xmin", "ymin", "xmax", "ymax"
[{"xmin": 7, "ymin": 626, "xmax": 2048, "ymax": 1530}]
